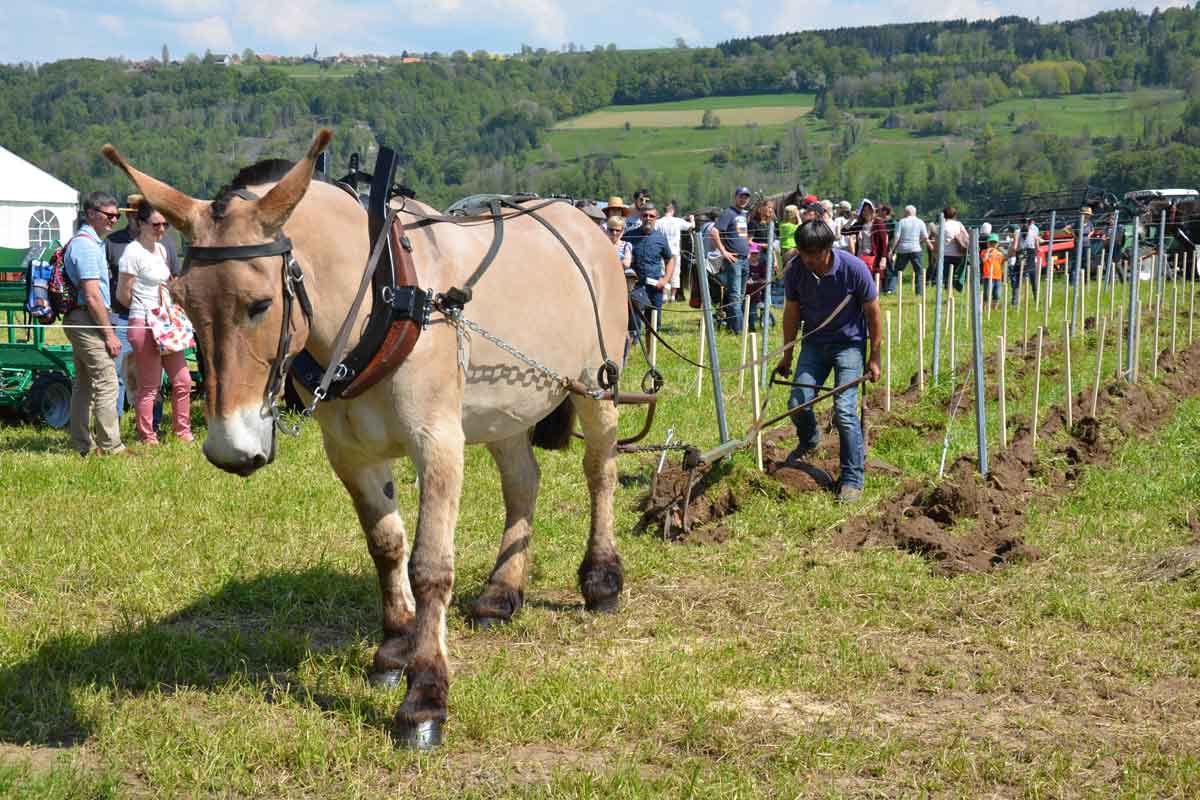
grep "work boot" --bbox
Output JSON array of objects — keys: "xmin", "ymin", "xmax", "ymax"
[
  {"xmin": 785, "ymin": 444, "xmax": 815, "ymax": 464},
  {"xmin": 837, "ymin": 484, "xmax": 863, "ymax": 504}
]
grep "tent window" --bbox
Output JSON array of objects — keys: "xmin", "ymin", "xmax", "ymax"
[{"xmin": 29, "ymin": 209, "xmax": 60, "ymax": 248}]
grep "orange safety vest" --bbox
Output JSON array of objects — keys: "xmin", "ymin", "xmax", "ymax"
[{"xmin": 982, "ymin": 248, "xmax": 1005, "ymax": 281}]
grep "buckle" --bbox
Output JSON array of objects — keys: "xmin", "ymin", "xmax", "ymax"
[{"xmin": 383, "ymin": 286, "xmax": 431, "ymax": 327}]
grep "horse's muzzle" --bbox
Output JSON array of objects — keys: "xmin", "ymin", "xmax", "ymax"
[{"xmin": 203, "ymin": 406, "xmax": 276, "ymax": 477}]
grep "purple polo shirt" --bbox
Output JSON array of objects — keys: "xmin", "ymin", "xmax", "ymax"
[{"xmin": 783, "ymin": 249, "xmax": 877, "ymax": 344}]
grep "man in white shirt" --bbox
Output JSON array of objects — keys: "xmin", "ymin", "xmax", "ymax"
[
  {"xmin": 654, "ymin": 201, "xmax": 694, "ymax": 302},
  {"xmin": 1017, "ymin": 217, "xmax": 1041, "ymax": 300},
  {"xmin": 888, "ymin": 205, "xmax": 932, "ymax": 295}
]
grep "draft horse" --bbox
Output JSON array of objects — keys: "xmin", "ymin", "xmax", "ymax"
[{"xmin": 102, "ymin": 131, "xmax": 629, "ymax": 748}]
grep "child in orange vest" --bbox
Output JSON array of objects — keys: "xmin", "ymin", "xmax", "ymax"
[{"xmin": 981, "ymin": 233, "xmax": 1005, "ymax": 309}]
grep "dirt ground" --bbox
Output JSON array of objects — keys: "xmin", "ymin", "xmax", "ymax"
[{"xmin": 638, "ymin": 329, "xmax": 1200, "ymax": 576}]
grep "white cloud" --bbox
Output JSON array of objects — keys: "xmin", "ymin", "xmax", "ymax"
[
  {"xmin": 99, "ymin": 14, "xmax": 122, "ymax": 35},
  {"xmin": 234, "ymin": 0, "xmax": 384, "ymax": 46},
  {"xmin": 390, "ymin": 0, "xmax": 568, "ymax": 44},
  {"xmin": 176, "ymin": 15, "xmax": 234, "ymax": 51}
]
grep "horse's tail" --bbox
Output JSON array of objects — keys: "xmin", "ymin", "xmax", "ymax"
[{"xmin": 531, "ymin": 398, "xmax": 576, "ymax": 450}]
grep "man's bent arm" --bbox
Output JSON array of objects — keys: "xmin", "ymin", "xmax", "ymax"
[{"xmin": 863, "ymin": 297, "xmax": 883, "ymax": 380}]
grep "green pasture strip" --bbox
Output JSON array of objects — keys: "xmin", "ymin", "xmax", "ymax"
[
  {"xmin": 1, "ymin": 278, "xmax": 1199, "ymax": 796},
  {"xmin": 599, "ymin": 93, "xmax": 817, "ymax": 113}
]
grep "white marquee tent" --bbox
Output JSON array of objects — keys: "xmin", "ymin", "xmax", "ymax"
[{"xmin": 0, "ymin": 145, "xmax": 78, "ymax": 250}]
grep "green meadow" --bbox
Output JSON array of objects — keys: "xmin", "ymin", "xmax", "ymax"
[{"xmin": 3, "ymin": 264, "xmax": 1200, "ymax": 797}]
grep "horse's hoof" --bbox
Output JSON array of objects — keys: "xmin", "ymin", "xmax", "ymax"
[
  {"xmin": 394, "ymin": 718, "xmax": 443, "ymax": 751},
  {"xmin": 584, "ymin": 594, "xmax": 620, "ymax": 614},
  {"xmin": 368, "ymin": 669, "xmax": 405, "ymax": 689},
  {"xmin": 473, "ymin": 616, "xmax": 507, "ymax": 631}
]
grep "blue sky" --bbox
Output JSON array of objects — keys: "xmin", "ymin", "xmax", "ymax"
[{"xmin": 1, "ymin": 0, "xmax": 1189, "ymax": 64}]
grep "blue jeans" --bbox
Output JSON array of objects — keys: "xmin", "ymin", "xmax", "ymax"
[
  {"xmin": 720, "ymin": 257, "xmax": 747, "ymax": 333},
  {"xmin": 983, "ymin": 278, "xmax": 1002, "ymax": 304},
  {"xmin": 890, "ymin": 252, "xmax": 925, "ymax": 295},
  {"xmin": 627, "ymin": 284, "xmax": 664, "ymax": 342},
  {"xmin": 789, "ymin": 341, "xmax": 866, "ymax": 489}
]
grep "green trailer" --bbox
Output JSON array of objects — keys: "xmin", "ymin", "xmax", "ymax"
[{"xmin": 0, "ymin": 242, "xmax": 74, "ymax": 428}]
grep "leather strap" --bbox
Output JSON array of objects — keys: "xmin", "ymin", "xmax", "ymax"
[{"xmin": 188, "ymin": 236, "xmax": 294, "ymax": 263}]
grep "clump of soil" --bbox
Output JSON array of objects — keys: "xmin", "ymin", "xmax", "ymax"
[{"xmin": 835, "ymin": 338, "xmax": 1200, "ymax": 575}]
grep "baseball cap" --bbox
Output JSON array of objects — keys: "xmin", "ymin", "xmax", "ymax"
[
  {"xmin": 735, "ymin": 186, "xmax": 751, "ymax": 197},
  {"xmin": 837, "ymin": 200, "xmax": 852, "ymax": 211},
  {"xmin": 988, "ymin": 233, "xmax": 1000, "ymax": 243},
  {"xmin": 802, "ymin": 194, "xmax": 819, "ymax": 205}
]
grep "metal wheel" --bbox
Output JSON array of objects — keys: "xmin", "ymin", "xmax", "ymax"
[{"xmin": 25, "ymin": 371, "xmax": 72, "ymax": 429}]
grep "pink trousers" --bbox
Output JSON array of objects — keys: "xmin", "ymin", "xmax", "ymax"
[{"xmin": 127, "ymin": 318, "xmax": 192, "ymax": 444}]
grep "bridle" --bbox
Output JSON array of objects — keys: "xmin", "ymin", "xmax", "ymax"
[{"xmin": 184, "ymin": 226, "xmax": 313, "ymax": 430}]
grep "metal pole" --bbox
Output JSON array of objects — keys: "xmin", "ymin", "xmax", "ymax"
[
  {"xmin": 1072, "ymin": 211, "xmax": 1084, "ymax": 336},
  {"xmin": 1105, "ymin": 210, "xmax": 1120, "ymax": 288},
  {"xmin": 1127, "ymin": 215, "xmax": 1140, "ymax": 380},
  {"xmin": 760, "ymin": 220, "xmax": 776, "ymax": 392},
  {"xmin": 969, "ymin": 228, "xmax": 988, "ymax": 476},
  {"xmin": 693, "ymin": 230, "xmax": 730, "ymax": 444},
  {"xmin": 932, "ymin": 212, "xmax": 945, "ymax": 382}
]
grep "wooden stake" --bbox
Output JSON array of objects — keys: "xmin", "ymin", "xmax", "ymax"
[
  {"xmin": 1116, "ymin": 305, "xmax": 1124, "ymax": 380},
  {"xmin": 648, "ymin": 308, "xmax": 658, "ymax": 369},
  {"xmin": 918, "ymin": 301, "xmax": 926, "ymax": 393},
  {"xmin": 737, "ymin": 296, "xmax": 750, "ymax": 395},
  {"xmin": 885, "ymin": 310, "xmax": 892, "ymax": 413},
  {"xmin": 695, "ymin": 316, "xmax": 706, "ymax": 397},
  {"xmin": 1171, "ymin": 256, "xmax": 1178, "ymax": 355},
  {"xmin": 998, "ymin": 334, "xmax": 1007, "ymax": 450},
  {"xmin": 949, "ymin": 293, "xmax": 956, "ymax": 380},
  {"xmin": 1002, "ymin": 275, "xmax": 1009, "ymax": 335},
  {"xmin": 897, "ymin": 270, "xmax": 904, "ymax": 345},
  {"xmin": 1153, "ymin": 265, "xmax": 1162, "ymax": 379},
  {"xmin": 1023, "ymin": 278, "xmax": 1030, "ymax": 355},
  {"xmin": 1091, "ymin": 315, "xmax": 1107, "ymax": 417},
  {"xmin": 1063, "ymin": 320, "xmax": 1073, "ymax": 429},
  {"xmin": 1032, "ymin": 326, "xmax": 1044, "ymax": 444},
  {"xmin": 1062, "ymin": 252, "xmax": 1070, "ymax": 330},
  {"xmin": 1190, "ymin": 254, "xmax": 1196, "ymax": 345},
  {"xmin": 749, "ymin": 333, "xmax": 763, "ymax": 471}
]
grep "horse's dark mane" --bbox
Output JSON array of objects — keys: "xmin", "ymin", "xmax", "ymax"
[{"xmin": 210, "ymin": 158, "xmax": 294, "ymax": 219}]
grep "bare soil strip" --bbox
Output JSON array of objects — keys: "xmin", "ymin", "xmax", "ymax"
[{"xmin": 639, "ymin": 328, "xmax": 1200, "ymax": 575}]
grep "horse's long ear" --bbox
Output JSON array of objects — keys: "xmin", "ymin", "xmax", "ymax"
[
  {"xmin": 256, "ymin": 129, "xmax": 332, "ymax": 234},
  {"xmin": 101, "ymin": 145, "xmax": 206, "ymax": 237}
]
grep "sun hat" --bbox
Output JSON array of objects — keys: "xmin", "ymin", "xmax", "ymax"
[
  {"xmin": 749, "ymin": 242, "xmax": 762, "ymax": 253},
  {"xmin": 1081, "ymin": 206, "xmax": 1094, "ymax": 216},
  {"xmin": 119, "ymin": 193, "xmax": 144, "ymax": 213},
  {"xmin": 602, "ymin": 196, "xmax": 631, "ymax": 217}
]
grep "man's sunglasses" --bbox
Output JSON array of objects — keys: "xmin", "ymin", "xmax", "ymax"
[{"xmin": 92, "ymin": 210, "xmax": 120, "ymax": 221}]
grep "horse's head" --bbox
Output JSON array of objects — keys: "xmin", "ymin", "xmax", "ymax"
[{"xmin": 102, "ymin": 129, "xmax": 332, "ymax": 476}]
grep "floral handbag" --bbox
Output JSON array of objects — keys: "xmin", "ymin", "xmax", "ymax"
[{"xmin": 147, "ymin": 286, "xmax": 196, "ymax": 354}]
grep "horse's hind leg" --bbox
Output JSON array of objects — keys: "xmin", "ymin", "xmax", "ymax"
[
  {"xmin": 473, "ymin": 433, "xmax": 539, "ymax": 628},
  {"xmin": 572, "ymin": 394, "xmax": 623, "ymax": 612},
  {"xmin": 325, "ymin": 445, "xmax": 415, "ymax": 689}
]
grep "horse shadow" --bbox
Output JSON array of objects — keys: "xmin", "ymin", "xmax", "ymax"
[{"xmin": 0, "ymin": 567, "xmax": 384, "ymax": 748}]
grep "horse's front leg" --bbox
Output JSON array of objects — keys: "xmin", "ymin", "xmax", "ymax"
[
  {"xmin": 325, "ymin": 444, "xmax": 415, "ymax": 688},
  {"xmin": 395, "ymin": 419, "xmax": 464, "ymax": 749}
]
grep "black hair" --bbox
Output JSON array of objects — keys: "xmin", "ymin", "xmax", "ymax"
[
  {"xmin": 84, "ymin": 191, "xmax": 117, "ymax": 212},
  {"xmin": 795, "ymin": 219, "xmax": 835, "ymax": 253},
  {"xmin": 135, "ymin": 201, "xmax": 158, "ymax": 224},
  {"xmin": 211, "ymin": 158, "xmax": 295, "ymax": 219}
]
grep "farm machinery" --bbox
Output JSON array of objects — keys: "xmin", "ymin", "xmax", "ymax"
[{"xmin": 0, "ymin": 242, "xmax": 73, "ymax": 427}]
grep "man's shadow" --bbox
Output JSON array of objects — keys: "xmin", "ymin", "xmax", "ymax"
[{"xmin": 0, "ymin": 567, "xmax": 383, "ymax": 747}]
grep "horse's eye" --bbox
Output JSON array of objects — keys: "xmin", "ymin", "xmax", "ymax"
[{"xmin": 248, "ymin": 298, "xmax": 272, "ymax": 319}]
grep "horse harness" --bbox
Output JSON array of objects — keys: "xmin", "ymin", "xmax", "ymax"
[{"xmin": 184, "ymin": 189, "xmax": 626, "ymax": 431}]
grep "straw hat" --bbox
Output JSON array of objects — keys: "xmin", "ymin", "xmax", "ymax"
[
  {"xmin": 602, "ymin": 196, "xmax": 631, "ymax": 217},
  {"xmin": 119, "ymin": 193, "xmax": 144, "ymax": 213},
  {"xmin": 1081, "ymin": 206, "xmax": 1094, "ymax": 216}
]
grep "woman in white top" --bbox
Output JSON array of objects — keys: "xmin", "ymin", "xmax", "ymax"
[{"xmin": 116, "ymin": 203, "xmax": 193, "ymax": 444}]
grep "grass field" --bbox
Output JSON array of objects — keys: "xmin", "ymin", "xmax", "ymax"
[
  {"xmin": 2, "ymin": 258, "xmax": 1200, "ymax": 796},
  {"xmin": 554, "ymin": 94, "xmax": 816, "ymax": 130},
  {"xmin": 536, "ymin": 89, "xmax": 1185, "ymax": 208}
]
